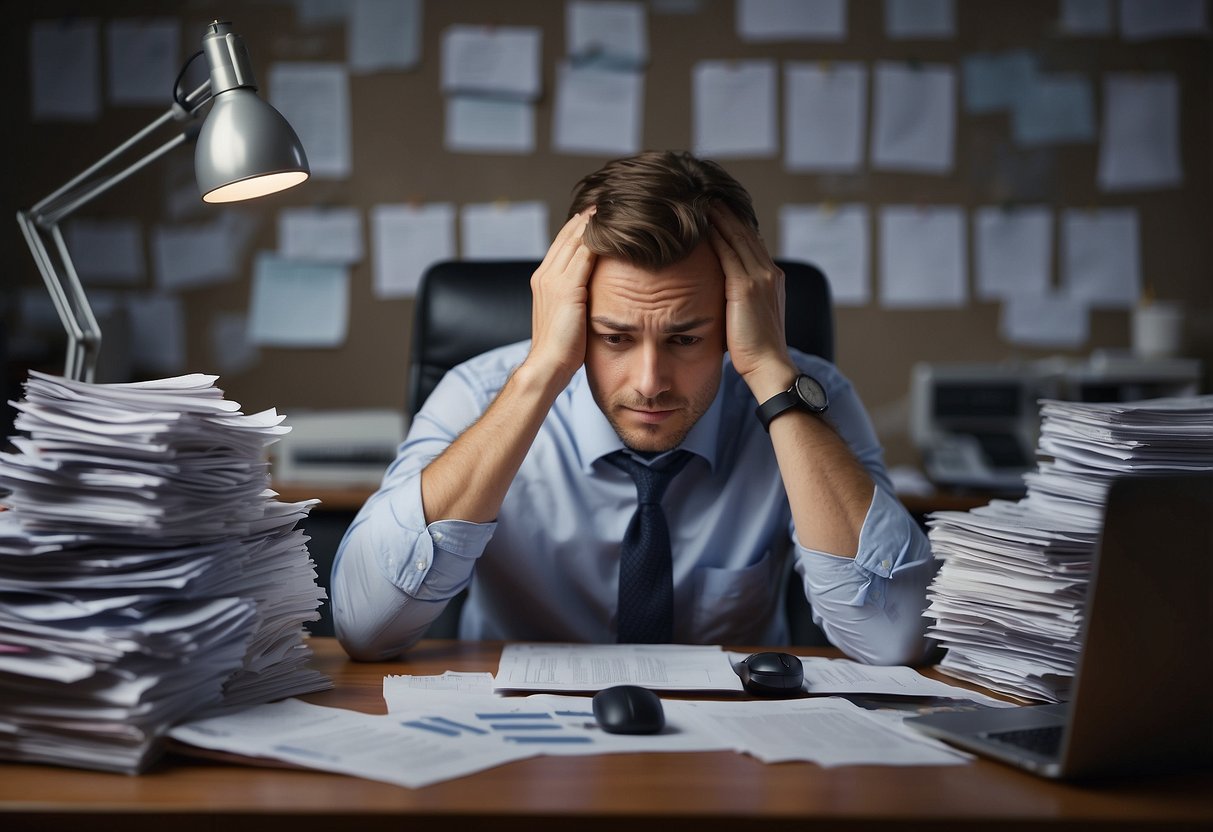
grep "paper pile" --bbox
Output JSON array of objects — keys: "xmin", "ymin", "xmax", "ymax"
[
  {"xmin": 0, "ymin": 371, "xmax": 330, "ymax": 773},
  {"xmin": 923, "ymin": 395, "xmax": 1213, "ymax": 702}
]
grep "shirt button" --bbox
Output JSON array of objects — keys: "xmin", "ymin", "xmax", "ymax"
[
  {"xmin": 880, "ymin": 559, "xmax": 890, "ymax": 572},
  {"xmin": 433, "ymin": 531, "xmax": 444, "ymax": 543},
  {"xmin": 416, "ymin": 560, "xmax": 427, "ymax": 571}
]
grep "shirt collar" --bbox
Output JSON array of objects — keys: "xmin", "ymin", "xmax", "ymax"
[{"xmin": 568, "ymin": 363, "xmax": 725, "ymax": 475}]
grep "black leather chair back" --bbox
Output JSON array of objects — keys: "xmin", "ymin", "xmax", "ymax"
[{"xmin": 408, "ymin": 259, "xmax": 833, "ymax": 417}]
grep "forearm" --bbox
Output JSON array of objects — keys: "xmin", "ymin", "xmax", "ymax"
[{"xmin": 421, "ymin": 359, "xmax": 568, "ymax": 524}]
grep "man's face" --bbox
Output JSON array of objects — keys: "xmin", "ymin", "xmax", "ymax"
[{"xmin": 585, "ymin": 241, "xmax": 726, "ymax": 453}]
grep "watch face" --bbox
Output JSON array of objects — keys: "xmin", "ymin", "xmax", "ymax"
[{"xmin": 794, "ymin": 375, "xmax": 828, "ymax": 411}]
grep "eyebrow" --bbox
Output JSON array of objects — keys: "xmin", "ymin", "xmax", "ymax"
[{"xmin": 590, "ymin": 316, "xmax": 715, "ymax": 334}]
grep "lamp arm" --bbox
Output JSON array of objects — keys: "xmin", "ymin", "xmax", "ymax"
[{"xmin": 18, "ymin": 79, "xmax": 211, "ymax": 382}]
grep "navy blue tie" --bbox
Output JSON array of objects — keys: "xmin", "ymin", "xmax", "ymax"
[{"xmin": 606, "ymin": 450, "xmax": 694, "ymax": 643}]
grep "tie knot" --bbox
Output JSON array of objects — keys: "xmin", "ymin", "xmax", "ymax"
[{"xmin": 607, "ymin": 450, "xmax": 694, "ymax": 505}]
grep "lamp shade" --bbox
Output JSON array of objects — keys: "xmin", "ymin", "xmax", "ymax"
[{"xmin": 195, "ymin": 88, "xmax": 309, "ymax": 203}]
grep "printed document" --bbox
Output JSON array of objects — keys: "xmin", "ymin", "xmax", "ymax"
[{"xmin": 494, "ymin": 642, "xmax": 744, "ymax": 692}]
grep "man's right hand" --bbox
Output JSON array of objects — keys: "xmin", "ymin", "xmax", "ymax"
[{"xmin": 523, "ymin": 208, "xmax": 597, "ymax": 388}]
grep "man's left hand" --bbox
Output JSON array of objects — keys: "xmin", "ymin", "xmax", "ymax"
[{"xmin": 707, "ymin": 203, "xmax": 798, "ymax": 401}]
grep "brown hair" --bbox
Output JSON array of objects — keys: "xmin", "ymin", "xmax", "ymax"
[{"xmin": 568, "ymin": 150, "xmax": 758, "ymax": 269}]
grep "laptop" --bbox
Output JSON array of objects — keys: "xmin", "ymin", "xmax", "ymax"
[{"xmin": 906, "ymin": 474, "xmax": 1213, "ymax": 779}]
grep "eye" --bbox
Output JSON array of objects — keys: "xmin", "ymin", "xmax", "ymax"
[
  {"xmin": 671, "ymin": 335, "xmax": 702, "ymax": 347},
  {"xmin": 600, "ymin": 333, "xmax": 630, "ymax": 346}
]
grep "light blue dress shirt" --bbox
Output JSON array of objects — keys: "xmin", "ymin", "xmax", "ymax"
[{"xmin": 331, "ymin": 342, "xmax": 936, "ymax": 664}]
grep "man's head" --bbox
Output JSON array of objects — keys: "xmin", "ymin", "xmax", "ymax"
[{"xmin": 570, "ymin": 151, "xmax": 757, "ymax": 453}]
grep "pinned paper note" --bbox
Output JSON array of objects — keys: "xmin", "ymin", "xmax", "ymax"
[
  {"xmin": 871, "ymin": 62, "xmax": 955, "ymax": 174},
  {"xmin": 784, "ymin": 62, "xmax": 866, "ymax": 173},
  {"xmin": 278, "ymin": 207, "xmax": 364, "ymax": 263},
  {"xmin": 1000, "ymin": 294, "xmax": 1090, "ymax": 348},
  {"xmin": 884, "ymin": 0, "xmax": 956, "ymax": 39},
  {"xmin": 879, "ymin": 206, "xmax": 967, "ymax": 308},
  {"xmin": 66, "ymin": 218, "xmax": 144, "ymax": 285},
  {"xmin": 347, "ymin": 0, "xmax": 421, "ymax": 74},
  {"xmin": 1097, "ymin": 73, "xmax": 1182, "ymax": 192},
  {"xmin": 1061, "ymin": 208, "xmax": 1141, "ymax": 308},
  {"xmin": 30, "ymin": 18, "xmax": 101, "ymax": 121},
  {"xmin": 552, "ymin": 62, "xmax": 644, "ymax": 155},
  {"xmin": 566, "ymin": 0, "xmax": 648, "ymax": 66},
  {"xmin": 371, "ymin": 203, "xmax": 456, "ymax": 298},
  {"xmin": 779, "ymin": 204, "xmax": 870, "ymax": 306},
  {"xmin": 106, "ymin": 19, "xmax": 180, "ymax": 106},
  {"xmin": 441, "ymin": 25, "xmax": 542, "ymax": 99},
  {"xmin": 249, "ymin": 252, "xmax": 349, "ymax": 347},
  {"xmin": 126, "ymin": 294, "xmax": 186, "ymax": 374},
  {"xmin": 1012, "ymin": 73, "xmax": 1095, "ymax": 146},
  {"xmin": 269, "ymin": 62, "xmax": 351, "ymax": 179},
  {"xmin": 1119, "ymin": 0, "xmax": 1209, "ymax": 40},
  {"xmin": 736, "ymin": 0, "xmax": 847, "ymax": 41},
  {"xmin": 693, "ymin": 60, "xmax": 777, "ymax": 158},
  {"xmin": 974, "ymin": 206, "xmax": 1053, "ymax": 300},
  {"xmin": 1058, "ymin": 0, "xmax": 1113, "ymax": 35},
  {"xmin": 447, "ymin": 97, "xmax": 535, "ymax": 154},
  {"xmin": 461, "ymin": 201, "xmax": 549, "ymax": 260}
]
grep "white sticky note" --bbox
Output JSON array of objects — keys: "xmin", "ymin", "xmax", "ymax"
[
  {"xmin": 1097, "ymin": 73, "xmax": 1182, "ymax": 192},
  {"xmin": 348, "ymin": 0, "xmax": 421, "ymax": 73},
  {"xmin": 879, "ymin": 206, "xmax": 967, "ymax": 308},
  {"xmin": 871, "ymin": 62, "xmax": 955, "ymax": 173},
  {"xmin": 567, "ymin": 0, "xmax": 648, "ymax": 65},
  {"xmin": 31, "ymin": 18, "xmax": 101, "ymax": 121},
  {"xmin": 1012, "ymin": 73, "xmax": 1095, "ymax": 146},
  {"xmin": 209, "ymin": 311, "xmax": 260, "ymax": 375},
  {"xmin": 461, "ymin": 202, "xmax": 549, "ymax": 260},
  {"xmin": 779, "ymin": 204, "xmax": 870, "ymax": 306},
  {"xmin": 1001, "ymin": 294, "xmax": 1089, "ymax": 348},
  {"xmin": 371, "ymin": 203, "xmax": 456, "ymax": 298},
  {"xmin": 447, "ymin": 97, "xmax": 536, "ymax": 154},
  {"xmin": 278, "ymin": 207, "xmax": 364, "ymax": 263},
  {"xmin": 269, "ymin": 62, "xmax": 351, "ymax": 179},
  {"xmin": 974, "ymin": 206, "xmax": 1053, "ymax": 300},
  {"xmin": 66, "ymin": 218, "xmax": 145, "ymax": 285},
  {"xmin": 441, "ymin": 26, "xmax": 542, "ymax": 100},
  {"xmin": 552, "ymin": 62, "xmax": 644, "ymax": 155},
  {"xmin": 249, "ymin": 253, "xmax": 349, "ymax": 347},
  {"xmin": 152, "ymin": 221, "xmax": 239, "ymax": 291},
  {"xmin": 126, "ymin": 294, "xmax": 186, "ymax": 374},
  {"xmin": 785, "ymin": 62, "xmax": 866, "ymax": 173},
  {"xmin": 106, "ymin": 19, "xmax": 180, "ymax": 106},
  {"xmin": 693, "ymin": 60, "xmax": 778, "ymax": 158},
  {"xmin": 1058, "ymin": 0, "xmax": 1113, "ymax": 35},
  {"xmin": 1062, "ymin": 209, "xmax": 1141, "ymax": 309},
  {"xmin": 736, "ymin": 0, "xmax": 847, "ymax": 41},
  {"xmin": 1119, "ymin": 0, "xmax": 1208, "ymax": 40},
  {"xmin": 884, "ymin": 0, "xmax": 956, "ymax": 39}
]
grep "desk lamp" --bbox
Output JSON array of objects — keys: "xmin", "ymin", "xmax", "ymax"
[{"xmin": 16, "ymin": 20, "xmax": 309, "ymax": 382}]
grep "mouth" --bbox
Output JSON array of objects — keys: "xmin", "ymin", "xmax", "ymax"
[{"xmin": 624, "ymin": 406, "xmax": 678, "ymax": 425}]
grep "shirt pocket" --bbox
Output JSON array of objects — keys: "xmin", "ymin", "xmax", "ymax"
[{"xmin": 688, "ymin": 549, "xmax": 782, "ymax": 644}]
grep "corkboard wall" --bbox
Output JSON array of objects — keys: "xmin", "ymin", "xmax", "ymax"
[{"xmin": 5, "ymin": 0, "xmax": 1211, "ymax": 468}]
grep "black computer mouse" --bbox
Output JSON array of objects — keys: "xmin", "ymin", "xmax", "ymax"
[
  {"xmin": 592, "ymin": 685, "xmax": 666, "ymax": 734},
  {"xmin": 738, "ymin": 651, "xmax": 804, "ymax": 696}
]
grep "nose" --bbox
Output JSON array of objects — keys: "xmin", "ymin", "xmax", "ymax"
[{"xmin": 632, "ymin": 341, "xmax": 671, "ymax": 400}]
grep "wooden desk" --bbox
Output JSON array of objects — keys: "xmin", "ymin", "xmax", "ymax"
[{"xmin": 2, "ymin": 639, "xmax": 1210, "ymax": 831}]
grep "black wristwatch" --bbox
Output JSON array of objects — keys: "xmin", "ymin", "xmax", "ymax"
[{"xmin": 755, "ymin": 374, "xmax": 829, "ymax": 431}]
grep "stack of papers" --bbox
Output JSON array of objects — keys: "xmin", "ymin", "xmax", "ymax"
[
  {"xmin": 923, "ymin": 395, "xmax": 1213, "ymax": 702},
  {"xmin": 0, "ymin": 371, "xmax": 330, "ymax": 773}
]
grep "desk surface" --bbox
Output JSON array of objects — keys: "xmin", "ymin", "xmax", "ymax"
[{"xmin": 2, "ymin": 638, "xmax": 1210, "ymax": 832}]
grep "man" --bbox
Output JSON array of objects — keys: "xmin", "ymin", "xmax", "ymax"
[{"xmin": 332, "ymin": 151, "xmax": 935, "ymax": 664}]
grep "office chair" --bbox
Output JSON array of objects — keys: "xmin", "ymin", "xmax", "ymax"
[{"xmin": 408, "ymin": 259, "xmax": 834, "ymax": 645}]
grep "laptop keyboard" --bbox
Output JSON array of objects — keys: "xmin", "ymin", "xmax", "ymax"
[{"xmin": 984, "ymin": 725, "xmax": 1063, "ymax": 757}]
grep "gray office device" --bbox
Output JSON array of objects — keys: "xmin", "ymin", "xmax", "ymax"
[{"xmin": 907, "ymin": 474, "xmax": 1213, "ymax": 779}]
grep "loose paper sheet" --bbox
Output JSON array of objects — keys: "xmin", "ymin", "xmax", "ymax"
[
  {"xmin": 960, "ymin": 50, "xmax": 1037, "ymax": 114},
  {"xmin": 1061, "ymin": 208, "xmax": 1141, "ymax": 308},
  {"xmin": 1097, "ymin": 73, "xmax": 1182, "ymax": 192},
  {"xmin": 779, "ymin": 204, "xmax": 870, "ymax": 306},
  {"xmin": 1012, "ymin": 73, "xmax": 1095, "ymax": 146},
  {"xmin": 249, "ymin": 253, "xmax": 349, "ymax": 347},
  {"xmin": 278, "ymin": 206, "xmax": 364, "ymax": 263},
  {"xmin": 974, "ymin": 205, "xmax": 1052, "ymax": 300},
  {"xmin": 269, "ymin": 62, "xmax": 351, "ymax": 179},
  {"xmin": 347, "ymin": 0, "xmax": 421, "ymax": 74},
  {"xmin": 106, "ymin": 19, "xmax": 180, "ymax": 106},
  {"xmin": 736, "ymin": 0, "xmax": 848, "ymax": 41},
  {"xmin": 461, "ymin": 201, "xmax": 549, "ymax": 260},
  {"xmin": 784, "ymin": 62, "xmax": 866, "ymax": 173},
  {"xmin": 552, "ymin": 62, "xmax": 644, "ymax": 155},
  {"xmin": 494, "ymin": 643, "xmax": 745, "ymax": 692},
  {"xmin": 30, "ymin": 18, "xmax": 101, "ymax": 122},
  {"xmin": 152, "ymin": 221, "xmax": 240, "ymax": 291},
  {"xmin": 1119, "ymin": 0, "xmax": 1208, "ymax": 40},
  {"xmin": 1058, "ymin": 0, "xmax": 1113, "ymax": 35},
  {"xmin": 446, "ymin": 96, "xmax": 535, "ymax": 154},
  {"xmin": 871, "ymin": 62, "xmax": 955, "ymax": 173},
  {"xmin": 879, "ymin": 206, "xmax": 967, "ymax": 308},
  {"xmin": 371, "ymin": 203, "xmax": 456, "ymax": 298},
  {"xmin": 693, "ymin": 60, "xmax": 778, "ymax": 158}
]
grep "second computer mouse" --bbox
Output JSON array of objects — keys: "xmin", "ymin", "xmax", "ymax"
[
  {"xmin": 738, "ymin": 651, "xmax": 804, "ymax": 696},
  {"xmin": 592, "ymin": 685, "xmax": 666, "ymax": 734}
]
